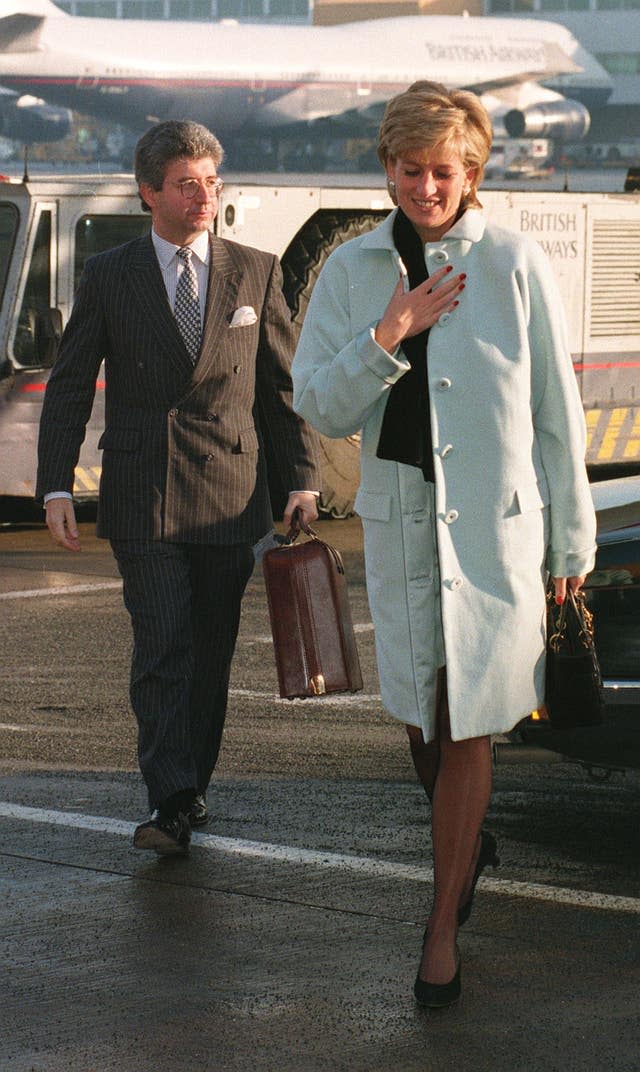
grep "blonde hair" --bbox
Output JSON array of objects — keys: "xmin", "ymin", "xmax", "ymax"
[{"xmin": 377, "ymin": 81, "xmax": 492, "ymax": 209}]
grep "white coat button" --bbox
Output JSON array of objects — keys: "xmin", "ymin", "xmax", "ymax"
[
  {"xmin": 441, "ymin": 443, "xmax": 453, "ymax": 458},
  {"xmin": 438, "ymin": 312, "xmax": 451, "ymax": 326},
  {"xmin": 444, "ymin": 509, "xmax": 459, "ymax": 524},
  {"xmin": 451, "ymin": 576, "xmax": 464, "ymax": 590},
  {"xmin": 436, "ymin": 377, "xmax": 452, "ymax": 391},
  {"xmin": 433, "ymin": 250, "xmax": 448, "ymax": 264}
]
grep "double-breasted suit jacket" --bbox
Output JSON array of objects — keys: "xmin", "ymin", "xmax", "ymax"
[
  {"xmin": 292, "ymin": 208, "xmax": 596, "ymax": 743},
  {"xmin": 36, "ymin": 232, "xmax": 320, "ymax": 539}
]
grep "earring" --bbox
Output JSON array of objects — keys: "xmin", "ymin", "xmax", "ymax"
[{"xmin": 387, "ymin": 178, "xmax": 396, "ymax": 193}]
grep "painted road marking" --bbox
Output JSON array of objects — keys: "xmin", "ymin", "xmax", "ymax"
[
  {"xmin": 251, "ymin": 622, "xmax": 374, "ymax": 644},
  {"xmin": 625, "ymin": 410, "xmax": 640, "ymax": 460},
  {"xmin": 230, "ymin": 688, "xmax": 383, "ymax": 706},
  {"xmin": 0, "ymin": 583, "xmax": 374, "ymax": 636},
  {"xmin": 1, "ymin": 801, "xmax": 639, "ymax": 916},
  {"xmin": 585, "ymin": 406, "xmax": 640, "ymax": 462},
  {"xmin": 0, "ymin": 581, "xmax": 123, "ymax": 600}
]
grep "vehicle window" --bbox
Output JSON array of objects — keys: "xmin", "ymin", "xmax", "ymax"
[
  {"xmin": 75, "ymin": 214, "xmax": 151, "ymax": 290},
  {"xmin": 0, "ymin": 202, "xmax": 19, "ymax": 305},
  {"xmin": 13, "ymin": 209, "xmax": 52, "ymax": 368}
]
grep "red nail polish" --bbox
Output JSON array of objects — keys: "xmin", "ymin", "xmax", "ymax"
[
  {"xmin": 446, "ymin": 265, "xmax": 453, "ymax": 272},
  {"xmin": 458, "ymin": 283, "xmax": 465, "ymax": 291},
  {"xmin": 460, "ymin": 273, "xmax": 467, "ymax": 280}
]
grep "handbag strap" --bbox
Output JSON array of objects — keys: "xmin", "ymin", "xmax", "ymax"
[{"xmin": 547, "ymin": 585, "xmax": 595, "ymax": 653}]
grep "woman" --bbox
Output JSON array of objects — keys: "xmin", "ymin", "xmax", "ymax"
[{"xmin": 291, "ymin": 82, "xmax": 596, "ymax": 1008}]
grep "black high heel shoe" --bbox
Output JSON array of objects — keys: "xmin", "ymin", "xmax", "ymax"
[
  {"xmin": 414, "ymin": 955, "xmax": 461, "ymax": 1009},
  {"xmin": 457, "ymin": 830, "xmax": 499, "ymax": 927}
]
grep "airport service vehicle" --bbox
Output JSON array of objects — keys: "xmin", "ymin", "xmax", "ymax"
[{"xmin": 0, "ymin": 172, "xmax": 639, "ymax": 517}]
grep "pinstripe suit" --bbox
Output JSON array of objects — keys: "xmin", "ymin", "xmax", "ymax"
[{"xmin": 36, "ymin": 231, "xmax": 320, "ymax": 810}]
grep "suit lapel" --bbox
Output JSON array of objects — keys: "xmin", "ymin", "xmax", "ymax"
[
  {"xmin": 126, "ymin": 235, "xmax": 194, "ymax": 377},
  {"xmin": 192, "ymin": 236, "xmax": 242, "ymax": 382}
]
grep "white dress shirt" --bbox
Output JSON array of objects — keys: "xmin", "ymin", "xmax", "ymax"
[{"xmin": 151, "ymin": 229, "xmax": 209, "ymax": 324}]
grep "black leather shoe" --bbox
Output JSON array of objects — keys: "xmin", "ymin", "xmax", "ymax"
[
  {"xmin": 458, "ymin": 830, "xmax": 499, "ymax": 927},
  {"xmin": 187, "ymin": 793, "xmax": 209, "ymax": 828},
  {"xmin": 133, "ymin": 809, "xmax": 191, "ymax": 855},
  {"xmin": 414, "ymin": 958, "xmax": 461, "ymax": 1009}
]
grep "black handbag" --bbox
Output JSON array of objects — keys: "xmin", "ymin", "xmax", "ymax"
[{"xmin": 545, "ymin": 585, "xmax": 604, "ymax": 729}]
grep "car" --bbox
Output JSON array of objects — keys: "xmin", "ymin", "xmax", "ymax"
[{"xmin": 512, "ymin": 476, "xmax": 640, "ymax": 774}]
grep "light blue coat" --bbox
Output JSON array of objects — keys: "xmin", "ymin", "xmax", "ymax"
[{"xmin": 292, "ymin": 209, "xmax": 596, "ymax": 741}]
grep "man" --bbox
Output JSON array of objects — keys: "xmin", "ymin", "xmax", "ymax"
[{"xmin": 36, "ymin": 120, "xmax": 320, "ymax": 856}]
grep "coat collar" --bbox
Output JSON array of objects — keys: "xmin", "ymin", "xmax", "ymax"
[{"xmin": 360, "ymin": 207, "xmax": 487, "ymax": 252}]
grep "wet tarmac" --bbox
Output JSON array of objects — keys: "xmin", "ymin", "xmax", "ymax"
[{"xmin": 1, "ymin": 518, "xmax": 639, "ymax": 1071}]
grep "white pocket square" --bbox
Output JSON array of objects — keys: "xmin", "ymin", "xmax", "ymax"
[{"xmin": 229, "ymin": 306, "xmax": 258, "ymax": 328}]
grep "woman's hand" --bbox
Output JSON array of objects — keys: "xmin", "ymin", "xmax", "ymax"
[
  {"xmin": 552, "ymin": 575, "xmax": 587, "ymax": 605},
  {"xmin": 374, "ymin": 264, "xmax": 466, "ymax": 354}
]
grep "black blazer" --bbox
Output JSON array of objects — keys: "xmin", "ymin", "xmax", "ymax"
[{"xmin": 36, "ymin": 233, "xmax": 320, "ymax": 543}]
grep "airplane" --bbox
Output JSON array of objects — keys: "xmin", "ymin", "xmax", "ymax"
[
  {"xmin": 0, "ymin": 0, "xmax": 613, "ymax": 148},
  {"xmin": 0, "ymin": 85, "xmax": 70, "ymax": 143}
]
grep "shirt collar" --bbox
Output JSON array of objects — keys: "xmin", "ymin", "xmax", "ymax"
[{"xmin": 151, "ymin": 228, "xmax": 211, "ymax": 269}]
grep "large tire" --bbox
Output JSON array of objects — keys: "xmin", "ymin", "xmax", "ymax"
[{"xmin": 282, "ymin": 210, "xmax": 386, "ymax": 518}]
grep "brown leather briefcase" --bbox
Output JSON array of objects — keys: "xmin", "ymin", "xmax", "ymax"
[{"xmin": 262, "ymin": 525, "xmax": 363, "ymax": 699}]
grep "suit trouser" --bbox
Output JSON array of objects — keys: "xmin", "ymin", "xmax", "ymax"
[{"xmin": 111, "ymin": 538, "xmax": 255, "ymax": 811}]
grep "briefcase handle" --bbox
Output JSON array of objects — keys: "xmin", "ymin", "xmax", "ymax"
[
  {"xmin": 285, "ymin": 508, "xmax": 318, "ymax": 544},
  {"xmin": 284, "ymin": 510, "xmax": 344, "ymax": 574}
]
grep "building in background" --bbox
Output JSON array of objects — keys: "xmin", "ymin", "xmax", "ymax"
[{"xmin": 55, "ymin": 0, "xmax": 310, "ymax": 21}]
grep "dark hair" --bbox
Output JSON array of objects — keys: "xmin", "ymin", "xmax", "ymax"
[
  {"xmin": 134, "ymin": 120, "xmax": 224, "ymax": 211},
  {"xmin": 377, "ymin": 81, "xmax": 492, "ymax": 208}
]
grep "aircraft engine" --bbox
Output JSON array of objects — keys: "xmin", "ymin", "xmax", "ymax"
[
  {"xmin": 503, "ymin": 99, "xmax": 590, "ymax": 141},
  {"xmin": 0, "ymin": 94, "xmax": 72, "ymax": 143}
]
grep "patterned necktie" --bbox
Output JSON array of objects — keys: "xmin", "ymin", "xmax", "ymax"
[{"xmin": 174, "ymin": 246, "xmax": 201, "ymax": 364}]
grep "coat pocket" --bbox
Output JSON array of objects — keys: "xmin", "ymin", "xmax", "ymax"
[
  {"xmin": 510, "ymin": 477, "xmax": 551, "ymax": 516},
  {"xmin": 354, "ymin": 489, "xmax": 392, "ymax": 522},
  {"xmin": 505, "ymin": 478, "xmax": 551, "ymax": 569},
  {"xmin": 235, "ymin": 427, "xmax": 259, "ymax": 454}
]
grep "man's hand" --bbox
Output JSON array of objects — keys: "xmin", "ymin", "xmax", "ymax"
[
  {"xmin": 283, "ymin": 491, "xmax": 319, "ymax": 534},
  {"xmin": 44, "ymin": 498, "xmax": 81, "ymax": 552}
]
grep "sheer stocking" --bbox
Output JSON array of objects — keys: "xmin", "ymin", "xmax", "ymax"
[{"xmin": 407, "ymin": 669, "xmax": 493, "ymax": 984}]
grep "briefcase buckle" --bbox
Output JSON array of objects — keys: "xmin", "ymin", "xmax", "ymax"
[{"xmin": 309, "ymin": 673, "xmax": 326, "ymax": 695}]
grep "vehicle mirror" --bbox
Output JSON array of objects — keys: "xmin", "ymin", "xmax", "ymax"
[{"xmin": 36, "ymin": 308, "xmax": 63, "ymax": 367}]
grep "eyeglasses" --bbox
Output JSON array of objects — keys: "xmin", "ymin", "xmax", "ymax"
[{"xmin": 174, "ymin": 177, "xmax": 224, "ymax": 200}]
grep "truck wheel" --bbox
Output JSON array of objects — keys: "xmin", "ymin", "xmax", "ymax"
[{"xmin": 282, "ymin": 211, "xmax": 386, "ymax": 518}]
